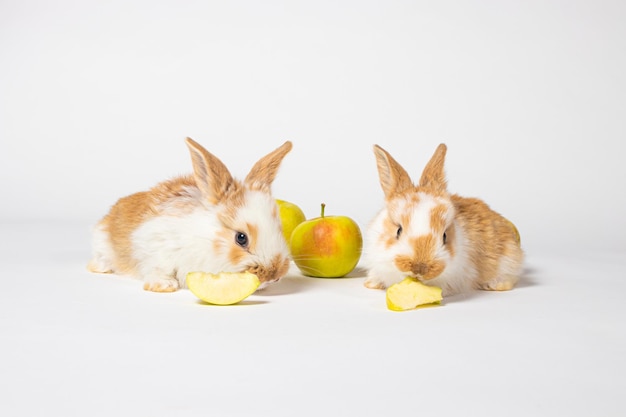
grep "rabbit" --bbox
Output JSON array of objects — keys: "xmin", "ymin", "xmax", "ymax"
[
  {"xmin": 362, "ymin": 143, "xmax": 524, "ymax": 296},
  {"xmin": 87, "ymin": 137, "xmax": 293, "ymax": 292}
]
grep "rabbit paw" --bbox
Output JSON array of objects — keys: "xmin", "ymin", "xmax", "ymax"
[
  {"xmin": 143, "ymin": 278, "xmax": 179, "ymax": 292},
  {"xmin": 364, "ymin": 278, "xmax": 387, "ymax": 290},
  {"xmin": 87, "ymin": 259, "xmax": 113, "ymax": 274},
  {"xmin": 479, "ymin": 275, "xmax": 518, "ymax": 291}
]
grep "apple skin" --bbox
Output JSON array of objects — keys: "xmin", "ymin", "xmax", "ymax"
[
  {"xmin": 504, "ymin": 218, "xmax": 521, "ymax": 245},
  {"xmin": 290, "ymin": 204, "xmax": 363, "ymax": 278},
  {"xmin": 276, "ymin": 199, "xmax": 306, "ymax": 244}
]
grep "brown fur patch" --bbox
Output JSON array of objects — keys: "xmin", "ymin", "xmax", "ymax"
[
  {"xmin": 104, "ymin": 191, "xmax": 154, "ymax": 274},
  {"xmin": 215, "ymin": 184, "xmax": 247, "ymax": 232},
  {"xmin": 380, "ymin": 216, "xmax": 399, "ymax": 248},
  {"xmin": 209, "ymin": 187, "xmax": 261, "ymax": 267},
  {"xmin": 394, "ymin": 234, "xmax": 445, "ymax": 280},
  {"xmin": 248, "ymin": 255, "xmax": 290, "ymax": 283},
  {"xmin": 373, "ymin": 145, "xmax": 414, "ymax": 200},
  {"xmin": 445, "ymin": 223, "xmax": 456, "ymax": 258},
  {"xmin": 219, "ymin": 181, "xmax": 246, "ymax": 220},
  {"xmin": 102, "ymin": 175, "xmax": 208, "ymax": 275},
  {"xmin": 227, "ymin": 244, "xmax": 248, "ymax": 266},
  {"xmin": 151, "ymin": 175, "xmax": 196, "ymax": 202},
  {"xmin": 407, "ymin": 192, "xmax": 420, "ymax": 204},
  {"xmin": 429, "ymin": 202, "xmax": 455, "ymax": 257},
  {"xmin": 418, "ymin": 144, "xmax": 448, "ymax": 193},
  {"xmin": 430, "ymin": 204, "xmax": 448, "ymax": 232},
  {"xmin": 399, "ymin": 210, "xmax": 413, "ymax": 236},
  {"xmin": 186, "ymin": 137, "xmax": 235, "ymax": 204},
  {"xmin": 244, "ymin": 141, "xmax": 293, "ymax": 192},
  {"xmin": 409, "ymin": 234, "xmax": 435, "ymax": 268},
  {"xmin": 451, "ymin": 194, "xmax": 524, "ymax": 288},
  {"xmin": 245, "ymin": 222, "xmax": 258, "ymax": 253}
]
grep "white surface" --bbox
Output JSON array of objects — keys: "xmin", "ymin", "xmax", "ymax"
[
  {"xmin": 1, "ymin": 1, "xmax": 626, "ymax": 416},
  {"xmin": 1, "ymin": 221, "xmax": 625, "ymax": 417}
]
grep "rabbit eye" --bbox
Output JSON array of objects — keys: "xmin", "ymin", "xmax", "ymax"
[
  {"xmin": 235, "ymin": 232, "xmax": 249, "ymax": 248},
  {"xmin": 396, "ymin": 226, "xmax": 403, "ymax": 239},
  {"xmin": 443, "ymin": 232, "xmax": 447, "ymax": 245}
]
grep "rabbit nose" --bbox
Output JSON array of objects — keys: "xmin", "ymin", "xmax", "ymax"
[
  {"xmin": 412, "ymin": 262, "xmax": 429, "ymax": 276},
  {"xmin": 247, "ymin": 257, "xmax": 290, "ymax": 283}
]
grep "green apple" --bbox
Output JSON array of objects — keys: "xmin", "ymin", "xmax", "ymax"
[
  {"xmin": 290, "ymin": 203, "xmax": 362, "ymax": 278},
  {"xmin": 276, "ymin": 199, "xmax": 306, "ymax": 243}
]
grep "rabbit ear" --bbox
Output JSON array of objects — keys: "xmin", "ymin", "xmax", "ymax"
[
  {"xmin": 185, "ymin": 137, "xmax": 235, "ymax": 204},
  {"xmin": 418, "ymin": 143, "xmax": 448, "ymax": 193},
  {"xmin": 244, "ymin": 141, "xmax": 293, "ymax": 192},
  {"xmin": 373, "ymin": 145, "xmax": 414, "ymax": 199}
]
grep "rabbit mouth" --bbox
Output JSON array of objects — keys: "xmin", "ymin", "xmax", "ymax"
[
  {"xmin": 410, "ymin": 273, "xmax": 440, "ymax": 282},
  {"xmin": 246, "ymin": 257, "xmax": 290, "ymax": 284},
  {"xmin": 395, "ymin": 256, "xmax": 444, "ymax": 281},
  {"xmin": 407, "ymin": 273, "xmax": 434, "ymax": 283}
]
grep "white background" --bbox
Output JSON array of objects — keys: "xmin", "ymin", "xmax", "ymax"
[{"xmin": 1, "ymin": 1, "xmax": 625, "ymax": 416}]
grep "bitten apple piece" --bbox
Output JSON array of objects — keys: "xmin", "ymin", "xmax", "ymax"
[
  {"xmin": 186, "ymin": 271, "xmax": 260, "ymax": 305},
  {"xmin": 386, "ymin": 277, "xmax": 443, "ymax": 311},
  {"xmin": 504, "ymin": 217, "xmax": 521, "ymax": 245}
]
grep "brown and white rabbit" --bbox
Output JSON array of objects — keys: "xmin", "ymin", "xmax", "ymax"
[
  {"xmin": 87, "ymin": 138, "xmax": 293, "ymax": 292},
  {"xmin": 362, "ymin": 143, "xmax": 524, "ymax": 296}
]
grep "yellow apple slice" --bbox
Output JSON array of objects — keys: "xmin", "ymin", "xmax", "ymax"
[
  {"xmin": 186, "ymin": 271, "xmax": 260, "ymax": 305},
  {"xmin": 503, "ymin": 217, "xmax": 521, "ymax": 245},
  {"xmin": 386, "ymin": 277, "xmax": 443, "ymax": 311}
]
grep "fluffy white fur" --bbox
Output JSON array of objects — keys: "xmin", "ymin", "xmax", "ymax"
[
  {"xmin": 132, "ymin": 207, "xmax": 223, "ymax": 290},
  {"xmin": 133, "ymin": 189, "xmax": 288, "ymax": 290},
  {"xmin": 88, "ymin": 138, "xmax": 294, "ymax": 293},
  {"xmin": 423, "ymin": 223, "xmax": 476, "ymax": 295},
  {"xmin": 90, "ymin": 187, "xmax": 289, "ymax": 291},
  {"xmin": 405, "ymin": 193, "xmax": 440, "ymax": 237},
  {"xmin": 89, "ymin": 223, "xmax": 114, "ymax": 274},
  {"xmin": 234, "ymin": 190, "xmax": 290, "ymax": 270},
  {"xmin": 362, "ymin": 207, "xmax": 406, "ymax": 288},
  {"xmin": 363, "ymin": 143, "xmax": 524, "ymax": 296},
  {"xmin": 362, "ymin": 195, "xmax": 476, "ymax": 296}
]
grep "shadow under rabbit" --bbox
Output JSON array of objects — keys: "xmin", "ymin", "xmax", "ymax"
[
  {"xmin": 255, "ymin": 274, "xmax": 312, "ymax": 296},
  {"xmin": 515, "ymin": 266, "xmax": 538, "ymax": 289},
  {"xmin": 258, "ymin": 266, "xmax": 368, "ymax": 296},
  {"xmin": 193, "ymin": 299, "xmax": 270, "ymax": 307}
]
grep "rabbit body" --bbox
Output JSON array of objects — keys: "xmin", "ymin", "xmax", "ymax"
[
  {"xmin": 363, "ymin": 144, "xmax": 524, "ymax": 296},
  {"xmin": 88, "ymin": 138, "xmax": 292, "ymax": 292}
]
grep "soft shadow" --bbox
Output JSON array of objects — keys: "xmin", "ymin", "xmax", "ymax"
[
  {"xmin": 294, "ymin": 266, "xmax": 367, "ymax": 281},
  {"xmin": 516, "ymin": 266, "xmax": 538, "ymax": 288},
  {"xmin": 442, "ymin": 291, "xmax": 486, "ymax": 304},
  {"xmin": 344, "ymin": 266, "xmax": 368, "ymax": 279},
  {"xmin": 258, "ymin": 267, "xmax": 367, "ymax": 296},
  {"xmin": 442, "ymin": 268, "xmax": 539, "ymax": 304},
  {"xmin": 255, "ymin": 275, "xmax": 312, "ymax": 296},
  {"xmin": 194, "ymin": 300, "xmax": 269, "ymax": 307}
]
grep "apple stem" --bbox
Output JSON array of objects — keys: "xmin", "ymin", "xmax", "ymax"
[{"xmin": 321, "ymin": 203, "xmax": 326, "ymax": 218}]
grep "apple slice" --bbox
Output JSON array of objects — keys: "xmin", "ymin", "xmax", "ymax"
[
  {"xmin": 386, "ymin": 277, "xmax": 443, "ymax": 311},
  {"xmin": 186, "ymin": 271, "xmax": 260, "ymax": 305},
  {"xmin": 504, "ymin": 217, "xmax": 521, "ymax": 245}
]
